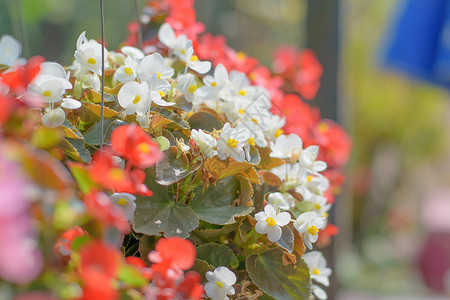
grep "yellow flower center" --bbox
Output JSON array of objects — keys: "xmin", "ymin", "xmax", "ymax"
[
  {"xmin": 188, "ymin": 84, "xmax": 197, "ymax": 93},
  {"xmin": 312, "ymin": 268, "xmax": 321, "ymax": 275},
  {"xmin": 251, "ymin": 118, "xmax": 259, "ymax": 124},
  {"xmin": 237, "ymin": 51, "xmax": 246, "ymax": 61},
  {"xmin": 190, "ymin": 55, "xmax": 198, "ymax": 62},
  {"xmin": 158, "ymin": 91, "xmax": 165, "ymax": 97},
  {"xmin": 248, "ymin": 136, "xmax": 255, "ymax": 146},
  {"xmin": 266, "ymin": 217, "xmax": 276, "ymax": 227},
  {"xmin": 274, "ymin": 128, "xmax": 284, "ymax": 138},
  {"xmin": 157, "ymin": 72, "xmax": 162, "ymax": 79},
  {"xmin": 137, "ymin": 142, "xmax": 150, "ymax": 154},
  {"xmin": 124, "ymin": 67, "xmax": 133, "ymax": 75},
  {"xmin": 227, "ymin": 138, "xmax": 239, "ymax": 148},
  {"xmin": 238, "ymin": 89, "xmax": 247, "ymax": 96},
  {"xmin": 87, "ymin": 58, "xmax": 97, "ymax": 65},
  {"xmin": 133, "ymin": 95, "xmax": 141, "ymax": 104},
  {"xmin": 211, "ymin": 81, "xmax": 217, "ymax": 87},
  {"xmin": 117, "ymin": 198, "xmax": 127, "ymax": 206},
  {"xmin": 314, "ymin": 203, "xmax": 322, "ymax": 210},
  {"xmin": 249, "ymin": 72, "xmax": 256, "ymax": 80},
  {"xmin": 322, "ymin": 212, "xmax": 329, "ymax": 218},
  {"xmin": 318, "ymin": 122, "xmax": 328, "ymax": 133},
  {"xmin": 308, "ymin": 226, "xmax": 319, "ymax": 236},
  {"xmin": 110, "ymin": 168, "xmax": 124, "ymax": 180},
  {"xmin": 238, "ymin": 108, "xmax": 245, "ymax": 115},
  {"xmin": 307, "ymin": 175, "xmax": 313, "ymax": 182},
  {"xmin": 216, "ymin": 281, "xmax": 224, "ymax": 288},
  {"xmin": 187, "ymin": 111, "xmax": 194, "ymax": 117},
  {"xmin": 42, "ymin": 90, "xmax": 52, "ymax": 97}
]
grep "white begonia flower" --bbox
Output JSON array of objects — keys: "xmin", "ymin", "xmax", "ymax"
[
  {"xmin": 114, "ymin": 56, "xmax": 138, "ymax": 83},
  {"xmin": 183, "ymin": 40, "xmax": 211, "ymax": 74},
  {"xmin": 308, "ymin": 195, "xmax": 332, "ymax": 218},
  {"xmin": 157, "ymin": 23, "xmax": 189, "ymax": 58},
  {"xmin": 312, "ymin": 285, "xmax": 328, "ymax": 300},
  {"xmin": 226, "ymin": 70, "xmax": 256, "ymax": 102},
  {"xmin": 148, "ymin": 75, "xmax": 175, "ymax": 107},
  {"xmin": 190, "ymin": 129, "xmax": 217, "ymax": 158},
  {"xmin": 270, "ymin": 134, "xmax": 303, "ymax": 159},
  {"xmin": 0, "ymin": 34, "xmax": 21, "ymax": 66},
  {"xmin": 121, "ymin": 46, "xmax": 144, "ymax": 61},
  {"xmin": 74, "ymin": 32, "xmax": 109, "ymax": 76},
  {"xmin": 263, "ymin": 113, "xmax": 286, "ymax": 141},
  {"xmin": 28, "ymin": 74, "xmax": 72, "ymax": 103},
  {"xmin": 271, "ymin": 163, "xmax": 305, "ymax": 193},
  {"xmin": 267, "ymin": 192, "xmax": 295, "ymax": 211},
  {"xmin": 40, "ymin": 62, "xmax": 70, "ymax": 80},
  {"xmin": 205, "ymin": 266, "xmax": 236, "ymax": 300},
  {"xmin": 110, "ymin": 193, "xmax": 136, "ymax": 221},
  {"xmin": 61, "ymin": 97, "xmax": 81, "ymax": 109},
  {"xmin": 217, "ymin": 123, "xmax": 250, "ymax": 163},
  {"xmin": 255, "ymin": 204, "xmax": 291, "ymax": 243},
  {"xmin": 299, "ymin": 145, "xmax": 327, "ymax": 173},
  {"xmin": 293, "ymin": 211, "xmax": 326, "ymax": 250},
  {"xmin": 195, "ymin": 63, "xmax": 229, "ymax": 108},
  {"xmin": 177, "ymin": 73, "xmax": 197, "ymax": 102},
  {"xmin": 139, "ymin": 52, "xmax": 174, "ymax": 83},
  {"xmin": 118, "ymin": 81, "xmax": 150, "ymax": 116},
  {"xmin": 42, "ymin": 108, "xmax": 65, "ymax": 128},
  {"xmin": 303, "ymin": 251, "xmax": 332, "ymax": 287},
  {"xmin": 295, "ymin": 174, "xmax": 330, "ymax": 201},
  {"xmin": 80, "ymin": 73, "xmax": 101, "ymax": 92},
  {"xmin": 108, "ymin": 51, "xmax": 126, "ymax": 65}
]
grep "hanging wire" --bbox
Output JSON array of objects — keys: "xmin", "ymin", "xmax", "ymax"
[
  {"xmin": 14, "ymin": 0, "xmax": 29, "ymax": 57},
  {"xmin": 134, "ymin": 0, "xmax": 143, "ymax": 49},
  {"xmin": 100, "ymin": 0, "xmax": 105, "ymax": 151}
]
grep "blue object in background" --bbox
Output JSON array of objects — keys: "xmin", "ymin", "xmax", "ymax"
[{"xmin": 383, "ymin": 0, "xmax": 450, "ymax": 88}]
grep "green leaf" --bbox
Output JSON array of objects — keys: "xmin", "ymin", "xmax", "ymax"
[
  {"xmin": 246, "ymin": 248, "xmax": 312, "ymax": 300},
  {"xmin": 117, "ymin": 265, "xmax": 148, "ymax": 287},
  {"xmin": 62, "ymin": 121, "xmax": 84, "ymax": 139},
  {"xmin": 68, "ymin": 162, "xmax": 97, "ymax": 194},
  {"xmin": 31, "ymin": 127, "xmax": 64, "ymax": 149},
  {"xmin": 190, "ymin": 176, "xmax": 253, "ymax": 225},
  {"xmin": 133, "ymin": 169, "xmax": 199, "ymax": 238},
  {"xmin": 156, "ymin": 146, "xmax": 201, "ymax": 185},
  {"xmin": 276, "ymin": 226, "xmax": 294, "ymax": 253},
  {"xmin": 61, "ymin": 138, "xmax": 92, "ymax": 163},
  {"xmin": 188, "ymin": 111, "xmax": 223, "ymax": 132},
  {"xmin": 155, "ymin": 136, "xmax": 170, "ymax": 151},
  {"xmin": 78, "ymin": 102, "xmax": 119, "ymax": 123},
  {"xmin": 196, "ymin": 243, "xmax": 239, "ymax": 268},
  {"xmin": 189, "ymin": 258, "xmax": 215, "ymax": 281},
  {"xmin": 84, "ymin": 118, "xmax": 125, "ymax": 146}
]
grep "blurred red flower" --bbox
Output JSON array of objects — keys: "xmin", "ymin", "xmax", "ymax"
[
  {"xmin": 79, "ymin": 240, "xmax": 121, "ymax": 300},
  {"xmin": 84, "ymin": 191, "xmax": 130, "ymax": 234},
  {"xmin": 149, "ymin": 237, "xmax": 196, "ymax": 280},
  {"xmin": 111, "ymin": 124, "xmax": 163, "ymax": 169}
]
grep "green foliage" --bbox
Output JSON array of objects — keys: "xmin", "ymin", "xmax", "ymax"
[
  {"xmin": 246, "ymin": 248, "xmax": 312, "ymax": 300},
  {"xmin": 190, "ymin": 176, "xmax": 253, "ymax": 225},
  {"xmin": 196, "ymin": 243, "xmax": 239, "ymax": 268}
]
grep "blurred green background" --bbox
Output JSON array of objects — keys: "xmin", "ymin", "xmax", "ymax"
[{"xmin": 2, "ymin": 0, "xmax": 450, "ymax": 299}]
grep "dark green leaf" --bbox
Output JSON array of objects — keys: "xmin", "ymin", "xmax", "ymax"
[
  {"xmin": 190, "ymin": 176, "xmax": 253, "ymax": 225},
  {"xmin": 246, "ymin": 248, "xmax": 311, "ymax": 300},
  {"xmin": 196, "ymin": 243, "xmax": 239, "ymax": 268},
  {"xmin": 188, "ymin": 111, "xmax": 223, "ymax": 132},
  {"xmin": 133, "ymin": 169, "xmax": 199, "ymax": 238}
]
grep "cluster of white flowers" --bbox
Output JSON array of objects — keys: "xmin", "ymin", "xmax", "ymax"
[
  {"xmin": 252, "ymin": 132, "xmax": 333, "ymax": 299},
  {"xmin": 6, "ymin": 21, "xmax": 334, "ymax": 299}
]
